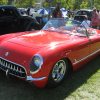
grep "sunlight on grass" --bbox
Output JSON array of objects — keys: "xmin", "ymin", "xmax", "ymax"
[{"xmin": 66, "ymin": 68, "xmax": 100, "ymax": 100}]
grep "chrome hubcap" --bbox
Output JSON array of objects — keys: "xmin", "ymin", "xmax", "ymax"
[{"xmin": 52, "ymin": 60, "xmax": 66, "ymax": 82}]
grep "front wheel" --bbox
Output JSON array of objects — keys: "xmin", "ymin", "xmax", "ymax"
[{"xmin": 47, "ymin": 59, "xmax": 69, "ymax": 88}]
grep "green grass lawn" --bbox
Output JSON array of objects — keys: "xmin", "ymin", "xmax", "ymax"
[{"xmin": 0, "ymin": 56, "xmax": 100, "ymax": 100}]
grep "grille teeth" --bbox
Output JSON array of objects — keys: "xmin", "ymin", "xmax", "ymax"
[
  {"xmin": 8, "ymin": 64, "xmax": 10, "ymax": 68},
  {"xmin": 19, "ymin": 69, "xmax": 21, "ymax": 72},
  {"xmin": 0, "ymin": 58, "xmax": 26, "ymax": 78},
  {"xmin": 13, "ymin": 65, "xmax": 15, "ymax": 70}
]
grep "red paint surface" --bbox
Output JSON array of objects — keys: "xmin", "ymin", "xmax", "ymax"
[{"xmin": 0, "ymin": 29, "xmax": 100, "ymax": 88}]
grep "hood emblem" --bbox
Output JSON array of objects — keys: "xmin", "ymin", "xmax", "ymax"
[{"xmin": 5, "ymin": 52, "xmax": 9, "ymax": 57}]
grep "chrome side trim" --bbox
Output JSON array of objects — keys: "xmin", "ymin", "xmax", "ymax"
[
  {"xmin": 26, "ymin": 76, "xmax": 46, "ymax": 81},
  {"xmin": 73, "ymin": 49, "xmax": 100, "ymax": 65}
]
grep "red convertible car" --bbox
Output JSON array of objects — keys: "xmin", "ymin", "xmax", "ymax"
[{"xmin": 0, "ymin": 18, "xmax": 100, "ymax": 88}]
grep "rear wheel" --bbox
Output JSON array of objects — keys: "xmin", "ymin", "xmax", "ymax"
[{"xmin": 47, "ymin": 59, "xmax": 69, "ymax": 88}]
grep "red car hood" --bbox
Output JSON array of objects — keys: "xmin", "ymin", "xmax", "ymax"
[{"xmin": 7, "ymin": 30, "xmax": 79, "ymax": 48}]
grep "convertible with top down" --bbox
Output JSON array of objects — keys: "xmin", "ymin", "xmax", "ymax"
[{"xmin": 0, "ymin": 18, "xmax": 100, "ymax": 88}]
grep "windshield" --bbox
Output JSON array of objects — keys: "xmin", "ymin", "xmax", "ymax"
[{"xmin": 42, "ymin": 18, "xmax": 88, "ymax": 37}]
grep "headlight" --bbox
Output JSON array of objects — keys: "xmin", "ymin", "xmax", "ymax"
[{"xmin": 30, "ymin": 54, "xmax": 43, "ymax": 73}]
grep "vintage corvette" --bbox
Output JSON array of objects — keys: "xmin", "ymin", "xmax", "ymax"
[{"xmin": 0, "ymin": 18, "xmax": 100, "ymax": 88}]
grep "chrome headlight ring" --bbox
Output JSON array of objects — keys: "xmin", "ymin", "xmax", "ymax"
[
  {"xmin": 33, "ymin": 54, "xmax": 43, "ymax": 67},
  {"xmin": 30, "ymin": 54, "xmax": 43, "ymax": 74}
]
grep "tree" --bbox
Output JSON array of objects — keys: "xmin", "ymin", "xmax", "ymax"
[
  {"xmin": 15, "ymin": 0, "xmax": 35, "ymax": 7},
  {"xmin": 0, "ymin": 0, "xmax": 100, "ymax": 9},
  {"xmin": 7, "ymin": 0, "xmax": 14, "ymax": 5},
  {"xmin": 0, "ymin": 0, "xmax": 7, "ymax": 5}
]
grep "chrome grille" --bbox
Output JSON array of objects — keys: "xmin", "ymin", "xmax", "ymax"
[{"xmin": 0, "ymin": 57, "xmax": 26, "ymax": 78}]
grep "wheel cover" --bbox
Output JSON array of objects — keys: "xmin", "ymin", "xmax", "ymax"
[{"xmin": 52, "ymin": 60, "xmax": 66, "ymax": 83}]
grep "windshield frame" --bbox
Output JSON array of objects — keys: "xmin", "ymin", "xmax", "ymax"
[{"xmin": 42, "ymin": 18, "xmax": 89, "ymax": 37}]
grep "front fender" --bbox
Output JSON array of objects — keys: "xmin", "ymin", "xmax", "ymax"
[{"xmin": 30, "ymin": 45, "xmax": 71, "ymax": 78}]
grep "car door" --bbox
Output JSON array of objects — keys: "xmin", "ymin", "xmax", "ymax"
[
  {"xmin": 88, "ymin": 29, "xmax": 100, "ymax": 55},
  {"xmin": 67, "ymin": 26, "xmax": 91, "ymax": 70}
]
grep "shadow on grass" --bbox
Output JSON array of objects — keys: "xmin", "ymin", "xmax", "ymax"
[{"xmin": 0, "ymin": 56, "xmax": 100, "ymax": 100}]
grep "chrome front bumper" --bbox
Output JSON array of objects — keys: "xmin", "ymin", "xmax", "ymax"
[{"xmin": 26, "ymin": 76, "xmax": 47, "ymax": 81}]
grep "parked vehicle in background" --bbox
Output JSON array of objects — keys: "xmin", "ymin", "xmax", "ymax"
[
  {"xmin": 17, "ymin": 8, "xmax": 27, "ymax": 16},
  {"xmin": 75, "ymin": 9, "xmax": 93, "ymax": 20},
  {"xmin": 74, "ymin": 15, "xmax": 88, "ymax": 22},
  {"xmin": 0, "ymin": 5, "xmax": 40, "ymax": 35}
]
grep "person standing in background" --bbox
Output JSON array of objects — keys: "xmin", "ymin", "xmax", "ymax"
[
  {"xmin": 90, "ymin": 7, "xmax": 99, "ymax": 29},
  {"xmin": 97, "ymin": 10, "xmax": 100, "ymax": 29},
  {"xmin": 52, "ymin": 2, "xmax": 62, "ymax": 18}
]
